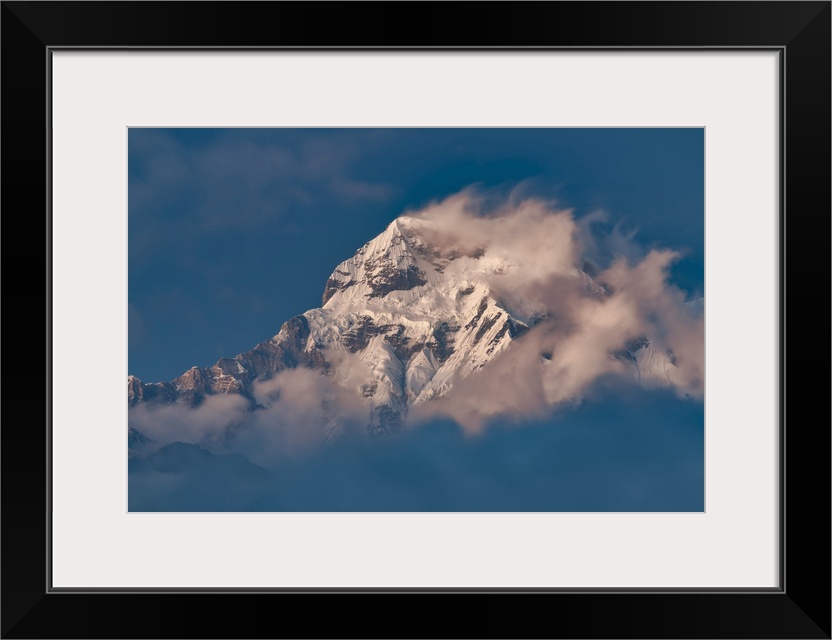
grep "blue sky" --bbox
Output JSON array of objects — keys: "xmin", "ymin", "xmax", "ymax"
[{"xmin": 128, "ymin": 128, "xmax": 704, "ymax": 383}]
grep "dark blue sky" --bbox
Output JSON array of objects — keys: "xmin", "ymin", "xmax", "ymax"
[{"xmin": 129, "ymin": 128, "xmax": 704, "ymax": 383}]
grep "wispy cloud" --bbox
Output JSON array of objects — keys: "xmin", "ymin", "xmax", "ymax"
[
  {"xmin": 401, "ymin": 191, "xmax": 703, "ymax": 432},
  {"xmin": 129, "ymin": 130, "xmax": 397, "ymax": 259},
  {"xmin": 129, "ymin": 354, "xmax": 373, "ymax": 465}
]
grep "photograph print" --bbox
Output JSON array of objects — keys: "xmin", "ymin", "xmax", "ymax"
[{"xmin": 127, "ymin": 128, "xmax": 704, "ymax": 512}]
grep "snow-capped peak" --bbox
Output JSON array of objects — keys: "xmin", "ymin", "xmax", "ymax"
[{"xmin": 129, "ymin": 213, "xmax": 684, "ymax": 437}]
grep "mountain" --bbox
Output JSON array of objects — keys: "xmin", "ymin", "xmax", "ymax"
[{"xmin": 128, "ymin": 214, "xmax": 680, "ymax": 438}]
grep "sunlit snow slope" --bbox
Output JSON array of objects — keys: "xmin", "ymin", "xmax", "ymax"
[{"xmin": 128, "ymin": 215, "xmax": 682, "ymax": 436}]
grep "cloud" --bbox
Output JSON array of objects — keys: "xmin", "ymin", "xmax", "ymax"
[
  {"xmin": 406, "ymin": 189, "xmax": 579, "ymax": 285},
  {"xmin": 234, "ymin": 359, "xmax": 371, "ymax": 464},
  {"xmin": 328, "ymin": 177, "xmax": 394, "ymax": 202},
  {"xmin": 575, "ymin": 208, "xmax": 644, "ymax": 268},
  {"xmin": 129, "ymin": 351, "xmax": 376, "ymax": 466},
  {"xmin": 130, "ymin": 130, "xmax": 394, "ymax": 222},
  {"xmin": 399, "ymin": 191, "xmax": 704, "ymax": 433},
  {"xmin": 129, "ymin": 393, "xmax": 250, "ymax": 450}
]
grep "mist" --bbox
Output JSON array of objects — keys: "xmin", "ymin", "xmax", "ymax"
[{"xmin": 129, "ymin": 387, "xmax": 704, "ymax": 512}]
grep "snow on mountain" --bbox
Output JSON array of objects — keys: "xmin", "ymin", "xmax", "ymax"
[{"xmin": 128, "ymin": 213, "xmax": 686, "ymax": 438}]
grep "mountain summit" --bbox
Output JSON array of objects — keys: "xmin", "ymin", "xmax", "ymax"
[{"xmin": 128, "ymin": 212, "xmax": 681, "ymax": 438}]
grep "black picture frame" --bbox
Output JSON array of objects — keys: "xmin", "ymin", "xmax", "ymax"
[{"xmin": 2, "ymin": 2, "xmax": 829, "ymax": 638}]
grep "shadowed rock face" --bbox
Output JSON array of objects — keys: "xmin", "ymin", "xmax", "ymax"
[
  {"xmin": 339, "ymin": 316, "xmax": 387, "ymax": 353},
  {"xmin": 340, "ymin": 318, "xmax": 419, "ymax": 361},
  {"xmin": 366, "ymin": 264, "xmax": 427, "ymax": 298},
  {"xmin": 338, "ymin": 316, "xmax": 459, "ymax": 368},
  {"xmin": 429, "ymin": 322, "xmax": 459, "ymax": 362},
  {"xmin": 323, "ymin": 262, "xmax": 427, "ymax": 305},
  {"xmin": 322, "ymin": 277, "xmax": 356, "ymax": 306},
  {"xmin": 127, "ymin": 376, "xmax": 145, "ymax": 407},
  {"xmin": 372, "ymin": 324, "xmax": 421, "ymax": 364},
  {"xmin": 611, "ymin": 336, "xmax": 651, "ymax": 364},
  {"xmin": 473, "ymin": 314, "xmax": 501, "ymax": 346},
  {"xmin": 129, "ymin": 378, "xmax": 176, "ymax": 407},
  {"xmin": 464, "ymin": 298, "xmax": 489, "ymax": 331}
]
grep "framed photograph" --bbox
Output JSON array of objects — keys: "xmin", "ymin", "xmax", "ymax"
[{"xmin": 3, "ymin": 2, "xmax": 829, "ymax": 638}]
